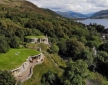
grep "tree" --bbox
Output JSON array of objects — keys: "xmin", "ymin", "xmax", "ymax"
[
  {"xmin": 0, "ymin": 36, "xmax": 10, "ymax": 53},
  {"xmin": 66, "ymin": 38, "xmax": 87, "ymax": 60},
  {"xmin": 9, "ymin": 36, "xmax": 20, "ymax": 48},
  {"xmin": 62, "ymin": 60, "xmax": 88, "ymax": 85},
  {"xmin": 86, "ymin": 35, "xmax": 101, "ymax": 48},
  {"xmin": 86, "ymin": 41, "xmax": 99, "ymax": 48},
  {"xmin": 25, "ymin": 19, "xmax": 37, "ymax": 28},
  {"xmin": 15, "ymin": 28, "xmax": 24, "ymax": 41},
  {"xmin": 41, "ymin": 71, "xmax": 61, "ymax": 85},
  {"xmin": 96, "ymin": 25, "xmax": 105, "ymax": 33},
  {"xmin": 0, "ymin": 70, "xmax": 16, "ymax": 85},
  {"xmin": 57, "ymin": 40, "xmax": 67, "ymax": 55},
  {"xmin": 97, "ymin": 51, "xmax": 108, "ymax": 63},
  {"xmin": 94, "ymin": 51, "xmax": 108, "ymax": 78},
  {"xmin": 72, "ymin": 75, "xmax": 83, "ymax": 85},
  {"xmin": 50, "ymin": 44, "xmax": 59, "ymax": 54},
  {"xmin": 99, "ymin": 42, "xmax": 108, "ymax": 53},
  {"xmin": 5, "ymin": 11, "xmax": 12, "ymax": 18}
]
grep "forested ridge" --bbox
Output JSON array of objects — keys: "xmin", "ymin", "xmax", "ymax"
[
  {"xmin": 91, "ymin": 9, "xmax": 108, "ymax": 19},
  {"xmin": 0, "ymin": 0, "xmax": 108, "ymax": 85}
]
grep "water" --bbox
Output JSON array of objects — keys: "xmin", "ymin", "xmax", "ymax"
[{"xmin": 77, "ymin": 19, "xmax": 108, "ymax": 28}]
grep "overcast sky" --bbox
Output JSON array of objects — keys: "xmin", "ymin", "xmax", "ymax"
[{"xmin": 27, "ymin": 0, "xmax": 108, "ymax": 14}]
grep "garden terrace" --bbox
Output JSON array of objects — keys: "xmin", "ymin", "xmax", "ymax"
[
  {"xmin": 0, "ymin": 48, "xmax": 40, "ymax": 70},
  {"xmin": 25, "ymin": 36, "xmax": 47, "ymax": 39}
]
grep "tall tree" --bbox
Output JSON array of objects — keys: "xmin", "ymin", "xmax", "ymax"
[
  {"xmin": 66, "ymin": 38, "xmax": 87, "ymax": 60},
  {"xmin": 41, "ymin": 71, "xmax": 61, "ymax": 85},
  {"xmin": 0, "ymin": 70, "xmax": 16, "ymax": 85},
  {"xmin": 0, "ymin": 36, "xmax": 10, "ymax": 53},
  {"xmin": 63, "ymin": 60, "xmax": 88, "ymax": 85},
  {"xmin": 9, "ymin": 36, "xmax": 20, "ymax": 48}
]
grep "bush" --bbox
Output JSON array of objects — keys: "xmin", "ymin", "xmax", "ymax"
[
  {"xmin": 50, "ymin": 44, "xmax": 59, "ymax": 54},
  {"xmin": 0, "ymin": 70, "xmax": 16, "ymax": 85},
  {"xmin": 0, "ymin": 36, "xmax": 10, "ymax": 53}
]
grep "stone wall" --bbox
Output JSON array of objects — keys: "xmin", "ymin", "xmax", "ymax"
[
  {"xmin": 10, "ymin": 53, "xmax": 43, "ymax": 78},
  {"xmin": 25, "ymin": 37, "xmax": 49, "ymax": 44},
  {"xmin": 40, "ymin": 38, "xmax": 49, "ymax": 44}
]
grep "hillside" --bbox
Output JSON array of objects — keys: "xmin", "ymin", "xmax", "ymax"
[
  {"xmin": 91, "ymin": 9, "xmax": 108, "ymax": 18},
  {"xmin": 56, "ymin": 11, "xmax": 87, "ymax": 18},
  {"xmin": 0, "ymin": 0, "xmax": 108, "ymax": 85},
  {"xmin": 0, "ymin": 0, "xmax": 61, "ymax": 18}
]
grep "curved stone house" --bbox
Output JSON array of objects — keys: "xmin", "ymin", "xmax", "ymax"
[
  {"xmin": 10, "ymin": 53, "xmax": 44, "ymax": 82},
  {"xmin": 25, "ymin": 36, "xmax": 49, "ymax": 44}
]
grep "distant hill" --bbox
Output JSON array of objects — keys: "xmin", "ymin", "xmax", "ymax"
[
  {"xmin": 56, "ymin": 11, "xmax": 87, "ymax": 18},
  {"xmin": 84, "ymin": 13, "xmax": 95, "ymax": 17},
  {"xmin": 91, "ymin": 9, "xmax": 108, "ymax": 18}
]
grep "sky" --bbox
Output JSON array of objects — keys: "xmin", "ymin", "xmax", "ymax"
[{"xmin": 27, "ymin": 0, "xmax": 108, "ymax": 14}]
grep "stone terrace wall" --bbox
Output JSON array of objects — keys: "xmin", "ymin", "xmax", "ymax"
[{"xmin": 10, "ymin": 53, "xmax": 43, "ymax": 78}]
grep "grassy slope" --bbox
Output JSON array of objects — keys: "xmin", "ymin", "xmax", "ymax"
[
  {"xmin": 0, "ymin": 48, "xmax": 40, "ymax": 70},
  {"xmin": 50, "ymin": 54, "xmax": 66, "ymax": 68},
  {"xmin": 24, "ymin": 52, "xmax": 66, "ymax": 85},
  {"xmin": 86, "ymin": 72, "xmax": 108, "ymax": 85}
]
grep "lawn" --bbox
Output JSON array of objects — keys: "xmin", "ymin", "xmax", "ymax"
[
  {"xmin": 0, "ymin": 48, "xmax": 40, "ymax": 70},
  {"xmin": 25, "ymin": 36, "xmax": 46, "ymax": 39}
]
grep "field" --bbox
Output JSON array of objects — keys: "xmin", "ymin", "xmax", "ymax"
[{"xmin": 0, "ymin": 48, "xmax": 40, "ymax": 70}]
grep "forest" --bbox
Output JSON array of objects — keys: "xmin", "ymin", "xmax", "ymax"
[{"xmin": 0, "ymin": 0, "xmax": 108, "ymax": 85}]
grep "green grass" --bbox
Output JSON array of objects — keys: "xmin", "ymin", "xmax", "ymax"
[
  {"xmin": 0, "ymin": 48, "xmax": 40, "ymax": 70},
  {"xmin": 25, "ymin": 36, "xmax": 46, "ymax": 39},
  {"xmin": 26, "ymin": 43, "xmax": 49, "ymax": 51},
  {"xmin": 86, "ymin": 72, "xmax": 108, "ymax": 85},
  {"xmin": 50, "ymin": 54, "xmax": 66, "ymax": 68},
  {"xmin": 23, "ymin": 53, "xmax": 66, "ymax": 85}
]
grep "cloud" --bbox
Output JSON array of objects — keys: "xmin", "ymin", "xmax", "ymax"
[
  {"xmin": 27, "ymin": 0, "xmax": 108, "ymax": 13},
  {"xmin": 87, "ymin": 0, "xmax": 108, "ymax": 7}
]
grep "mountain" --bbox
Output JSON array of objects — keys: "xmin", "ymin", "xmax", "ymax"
[
  {"xmin": 84, "ymin": 13, "xmax": 95, "ymax": 17},
  {"xmin": 91, "ymin": 9, "xmax": 108, "ymax": 18},
  {"xmin": 0, "ymin": 0, "xmax": 61, "ymax": 18},
  {"xmin": 56, "ymin": 11, "xmax": 87, "ymax": 18}
]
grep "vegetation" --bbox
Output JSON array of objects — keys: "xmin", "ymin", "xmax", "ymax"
[
  {"xmin": 86, "ymin": 72, "xmax": 108, "ymax": 85},
  {"xmin": 24, "ymin": 52, "xmax": 66, "ymax": 85},
  {"xmin": 0, "ymin": 48, "xmax": 40, "ymax": 70},
  {"xmin": 25, "ymin": 36, "xmax": 46, "ymax": 39},
  {"xmin": 0, "ymin": 70, "xmax": 16, "ymax": 85},
  {"xmin": 50, "ymin": 44, "xmax": 59, "ymax": 54},
  {"xmin": 0, "ymin": 0, "xmax": 108, "ymax": 85},
  {"xmin": 50, "ymin": 54, "xmax": 66, "ymax": 68},
  {"xmin": 91, "ymin": 9, "xmax": 108, "ymax": 19},
  {"xmin": 62, "ymin": 60, "xmax": 89, "ymax": 85},
  {"xmin": 41, "ymin": 71, "xmax": 61, "ymax": 85},
  {"xmin": 0, "ymin": 35, "xmax": 10, "ymax": 53}
]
